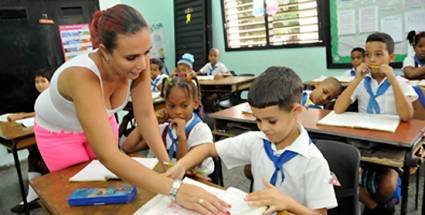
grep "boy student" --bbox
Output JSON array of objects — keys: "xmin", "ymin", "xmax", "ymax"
[
  {"xmin": 198, "ymin": 48, "xmax": 230, "ymax": 79},
  {"xmin": 166, "ymin": 66, "xmax": 337, "ymax": 215},
  {"xmin": 344, "ymin": 47, "xmax": 366, "ymax": 77},
  {"xmin": 302, "ymin": 77, "xmax": 342, "ymax": 109},
  {"xmin": 334, "ymin": 32, "xmax": 418, "ymax": 214},
  {"xmin": 150, "ymin": 58, "xmax": 167, "ymax": 92}
]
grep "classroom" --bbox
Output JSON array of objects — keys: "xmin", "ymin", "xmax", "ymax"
[{"xmin": 0, "ymin": 0, "xmax": 425, "ymax": 214}]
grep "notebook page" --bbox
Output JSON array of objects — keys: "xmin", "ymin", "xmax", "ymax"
[
  {"xmin": 134, "ymin": 178, "xmax": 265, "ymax": 215},
  {"xmin": 16, "ymin": 117, "xmax": 34, "ymax": 127},
  {"xmin": 196, "ymin": 76, "xmax": 214, "ymax": 80},
  {"xmin": 70, "ymin": 158, "xmax": 158, "ymax": 182},
  {"xmin": 317, "ymin": 111, "xmax": 360, "ymax": 128},
  {"xmin": 356, "ymin": 114, "xmax": 400, "ymax": 133}
]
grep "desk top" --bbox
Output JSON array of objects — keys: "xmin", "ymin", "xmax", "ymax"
[
  {"xmin": 198, "ymin": 76, "xmax": 255, "ymax": 86},
  {"xmin": 210, "ymin": 103, "xmax": 425, "ymax": 148},
  {"xmin": 31, "ymin": 161, "xmax": 158, "ymax": 215},
  {"xmin": 0, "ymin": 121, "xmax": 33, "ymax": 140}
]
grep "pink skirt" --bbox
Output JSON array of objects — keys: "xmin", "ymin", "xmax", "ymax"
[{"xmin": 34, "ymin": 115, "xmax": 119, "ymax": 172}]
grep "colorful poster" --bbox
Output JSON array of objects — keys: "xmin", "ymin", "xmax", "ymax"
[{"xmin": 58, "ymin": 24, "xmax": 93, "ymax": 61}]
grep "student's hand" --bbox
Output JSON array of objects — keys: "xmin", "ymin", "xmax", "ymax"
[
  {"xmin": 164, "ymin": 162, "xmax": 186, "ymax": 179},
  {"xmin": 245, "ymin": 178, "xmax": 294, "ymax": 215},
  {"xmin": 7, "ymin": 113, "xmax": 23, "ymax": 121},
  {"xmin": 170, "ymin": 118, "xmax": 186, "ymax": 138},
  {"xmin": 355, "ymin": 63, "xmax": 369, "ymax": 80},
  {"xmin": 176, "ymin": 183, "xmax": 231, "ymax": 215},
  {"xmin": 379, "ymin": 64, "xmax": 396, "ymax": 81}
]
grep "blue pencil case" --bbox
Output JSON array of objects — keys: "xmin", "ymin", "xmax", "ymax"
[{"xmin": 68, "ymin": 184, "xmax": 137, "ymax": 206}]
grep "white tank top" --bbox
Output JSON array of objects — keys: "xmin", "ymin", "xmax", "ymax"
[{"xmin": 35, "ymin": 52, "xmax": 131, "ymax": 132}]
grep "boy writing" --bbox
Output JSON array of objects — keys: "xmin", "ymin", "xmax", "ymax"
[
  {"xmin": 166, "ymin": 66, "xmax": 337, "ymax": 215},
  {"xmin": 334, "ymin": 32, "xmax": 418, "ymax": 214},
  {"xmin": 302, "ymin": 77, "xmax": 342, "ymax": 109}
]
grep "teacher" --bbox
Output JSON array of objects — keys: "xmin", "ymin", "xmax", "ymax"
[{"xmin": 34, "ymin": 4, "xmax": 228, "ymax": 214}]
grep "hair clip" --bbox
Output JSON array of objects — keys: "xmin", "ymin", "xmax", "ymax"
[{"xmin": 164, "ymin": 76, "xmax": 172, "ymax": 84}]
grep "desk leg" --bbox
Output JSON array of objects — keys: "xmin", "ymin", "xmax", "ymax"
[
  {"xmin": 400, "ymin": 150, "xmax": 412, "ymax": 215},
  {"xmin": 118, "ymin": 111, "xmax": 134, "ymax": 137},
  {"xmin": 12, "ymin": 142, "xmax": 30, "ymax": 215}
]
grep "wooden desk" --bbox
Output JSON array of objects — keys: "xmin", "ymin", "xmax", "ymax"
[
  {"xmin": 0, "ymin": 121, "xmax": 36, "ymax": 215},
  {"xmin": 32, "ymin": 160, "xmax": 290, "ymax": 215},
  {"xmin": 198, "ymin": 76, "xmax": 255, "ymax": 94},
  {"xmin": 209, "ymin": 103, "xmax": 425, "ymax": 215}
]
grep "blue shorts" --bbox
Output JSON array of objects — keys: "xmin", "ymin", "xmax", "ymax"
[{"xmin": 361, "ymin": 168, "xmax": 401, "ymax": 205}]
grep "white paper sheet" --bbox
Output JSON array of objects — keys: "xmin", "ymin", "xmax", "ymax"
[
  {"xmin": 359, "ymin": 6, "xmax": 378, "ymax": 33},
  {"xmin": 380, "ymin": 15, "xmax": 403, "ymax": 42},
  {"xmin": 338, "ymin": 9, "xmax": 356, "ymax": 35},
  {"xmin": 16, "ymin": 117, "xmax": 34, "ymax": 127},
  {"xmin": 405, "ymin": 9, "xmax": 425, "ymax": 32}
]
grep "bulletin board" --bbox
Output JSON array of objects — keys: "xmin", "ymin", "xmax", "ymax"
[
  {"xmin": 58, "ymin": 24, "xmax": 93, "ymax": 61},
  {"xmin": 325, "ymin": 0, "xmax": 425, "ymax": 69}
]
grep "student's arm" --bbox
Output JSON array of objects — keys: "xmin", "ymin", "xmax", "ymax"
[
  {"xmin": 172, "ymin": 118, "xmax": 189, "ymax": 159},
  {"xmin": 403, "ymin": 66, "xmax": 425, "ymax": 79},
  {"xmin": 246, "ymin": 178, "xmax": 325, "ymax": 215},
  {"xmin": 165, "ymin": 143, "xmax": 217, "ymax": 179},
  {"xmin": 121, "ymin": 128, "xmax": 148, "ymax": 154},
  {"xmin": 132, "ymin": 61, "xmax": 169, "ymax": 162},
  {"xmin": 61, "ymin": 68, "xmax": 228, "ymax": 214},
  {"xmin": 381, "ymin": 65, "xmax": 414, "ymax": 121}
]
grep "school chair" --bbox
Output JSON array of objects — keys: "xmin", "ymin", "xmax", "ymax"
[
  {"xmin": 315, "ymin": 139, "xmax": 360, "ymax": 215},
  {"xmin": 218, "ymin": 71, "xmax": 255, "ymax": 109},
  {"xmin": 209, "ymin": 157, "xmax": 224, "ymax": 186}
]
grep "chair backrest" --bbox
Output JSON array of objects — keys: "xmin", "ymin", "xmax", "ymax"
[{"xmin": 315, "ymin": 140, "xmax": 360, "ymax": 215}]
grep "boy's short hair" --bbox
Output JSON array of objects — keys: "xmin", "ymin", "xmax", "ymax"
[
  {"xmin": 35, "ymin": 68, "xmax": 51, "ymax": 81},
  {"xmin": 322, "ymin": 77, "xmax": 342, "ymax": 95},
  {"xmin": 366, "ymin": 32, "xmax": 395, "ymax": 54},
  {"xmin": 351, "ymin": 47, "xmax": 365, "ymax": 57},
  {"xmin": 248, "ymin": 66, "xmax": 303, "ymax": 111},
  {"xmin": 150, "ymin": 58, "xmax": 163, "ymax": 70}
]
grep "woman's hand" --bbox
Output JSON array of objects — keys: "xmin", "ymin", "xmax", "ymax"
[{"xmin": 176, "ymin": 183, "xmax": 230, "ymax": 215}]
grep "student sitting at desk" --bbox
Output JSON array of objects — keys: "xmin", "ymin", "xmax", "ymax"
[
  {"xmin": 171, "ymin": 53, "xmax": 196, "ymax": 78},
  {"xmin": 166, "ymin": 66, "xmax": 338, "ymax": 215},
  {"xmin": 121, "ymin": 76, "xmax": 214, "ymax": 176},
  {"xmin": 9, "ymin": 69, "xmax": 51, "ymax": 213},
  {"xmin": 343, "ymin": 47, "xmax": 365, "ymax": 77},
  {"xmin": 150, "ymin": 58, "xmax": 167, "ymax": 92},
  {"xmin": 402, "ymin": 31, "xmax": 425, "ymax": 79},
  {"xmin": 198, "ymin": 48, "xmax": 231, "ymax": 79},
  {"xmin": 302, "ymin": 77, "xmax": 342, "ymax": 109},
  {"xmin": 334, "ymin": 32, "xmax": 418, "ymax": 215}
]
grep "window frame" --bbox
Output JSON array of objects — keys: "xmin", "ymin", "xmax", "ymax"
[{"xmin": 220, "ymin": 0, "xmax": 327, "ymax": 51}]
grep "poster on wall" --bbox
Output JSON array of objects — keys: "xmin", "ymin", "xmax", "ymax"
[
  {"xmin": 58, "ymin": 24, "xmax": 93, "ymax": 61},
  {"xmin": 150, "ymin": 23, "xmax": 166, "ymax": 60}
]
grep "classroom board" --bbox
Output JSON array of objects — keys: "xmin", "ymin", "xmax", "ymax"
[{"xmin": 325, "ymin": 0, "xmax": 425, "ymax": 68}]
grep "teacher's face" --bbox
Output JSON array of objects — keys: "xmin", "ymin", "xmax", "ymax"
[{"xmin": 109, "ymin": 28, "xmax": 153, "ymax": 80}]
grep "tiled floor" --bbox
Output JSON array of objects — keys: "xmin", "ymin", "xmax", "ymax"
[{"xmin": 0, "ymin": 159, "xmax": 424, "ymax": 215}]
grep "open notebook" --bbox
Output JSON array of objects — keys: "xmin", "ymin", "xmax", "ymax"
[
  {"xmin": 69, "ymin": 158, "xmax": 158, "ymax": 182},
  {"xmin": 317, "ymin": 111, "xmax": 400, "ymax": 133},
  {"xmin": 16, "ymin": 117, "xmax": 34, "ymax": 127},
  {"xmin": 134, "ymin": 177, "xmax": 265, "ymax": 215},
  {"xmin": 196, "ymin": 75, "xmax": 214, "ymax": 81}
]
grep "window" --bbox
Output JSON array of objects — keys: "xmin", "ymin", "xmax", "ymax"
[{"xmin": 221, "ymin": 0, "xmax": 323, "ymax": 50}]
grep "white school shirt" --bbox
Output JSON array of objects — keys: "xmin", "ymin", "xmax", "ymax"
[
  {"xmin": 402, "ymin": 53, "xmax": 423, "ymax": 70},
  {"xmin": 147, "ymin": 114, "xmax": 215, "ymax": 175},
  {"xmin": 350, "ymin": 74, "xmax": 418, "ymax": 115},
  {"xmin": 199, "ymin": 62, "xmax": 228, "ymax": 76},
  {"xmin": 151, "ymin": 74, "xmax": 168, "ymax": 92},
  {"xmin": 302, "ymin": 90, "xmax": 323, "ymax": 109},
  {"xmin": 343, "ymin": 67, "xmax": 356, "ymax": 77},
  {"xmin": 215, "ymin": 124, "xmax": 338, "ymax": 210}
]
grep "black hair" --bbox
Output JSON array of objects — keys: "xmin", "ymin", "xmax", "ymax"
[
  {"xmin": 407, "ymin": 30, "xmax": 425, "ymax": 47},
  {"xmin": 351, "ymin": 47, "xmax": 365, "ymax": 57},
  {"xmin": 366, "ymin": 32, "xmax": 395, "ymax": 54},
  {"xmin": 161, "ymin": 76, "xmax": 201, "ymax": 101},
  {"xmin": 150, "ymin": 58, "xmax": 164, "ymax": 70},
  {"xmin": 35, "ymin": 68, "xmax": 52, "ymax": 81},
  {"xmin": 248, "ymin": 66, "xmax": 303, "ymax": 112},
  {"xmin": 322, "ymin": 77, "xmax": 342, "ymax": 95}
]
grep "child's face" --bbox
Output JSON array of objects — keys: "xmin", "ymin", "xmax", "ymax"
[
  {"xmin": 165, "ymin": 87, "xmax": 199, "ymax": 122},
  {"xmin": 310, "ymin": 83, "xmax": 339, "ymax": 105},
  {"xmin": 150, "ymin": 63, "xmax": 161, "ymax": 79},
  {"xmin": 177, "ymin": 64, "xmax": 191, "ymax": 74},
  {"xmin": 365, "ymin": 41, "xmax": 395, "ymax": 73},
  {"xmin": 414, "ymin": 38, "xmax": 425, "ymax": 60},
  {"xmin": 208, "ymin": 51, "xmax": 219, "ymax": 65},
  {"xmin": 35, "ymin": 76, "xmax": 50, "ymax": 93},
  {"xmin": 351, "ymin": 51, "xmax": 364, "ymax": 68},
  {"xmin": 251, "ymin": 105, "xmax": 300, "ymax": 145}
]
